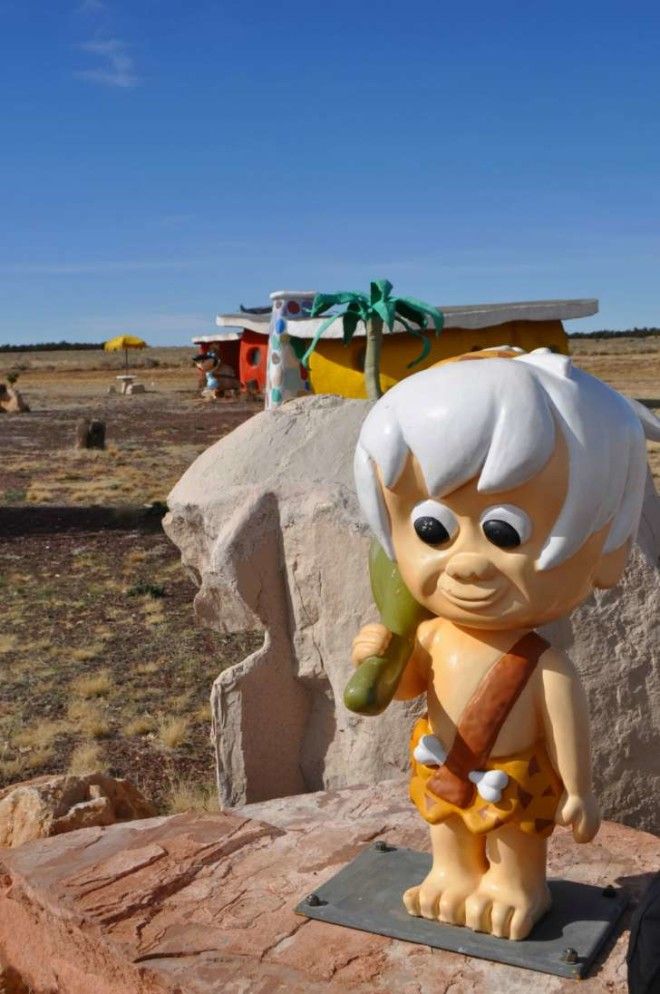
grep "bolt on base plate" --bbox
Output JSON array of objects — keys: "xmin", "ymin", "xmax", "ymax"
[{"xmin": 295, "ymin": 843, "xmax": 627, "ymax": 980}]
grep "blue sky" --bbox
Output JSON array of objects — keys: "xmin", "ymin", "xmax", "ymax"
[{"xmin": 1, "ymin": 0, "xmax": 659, "ymax": 345}]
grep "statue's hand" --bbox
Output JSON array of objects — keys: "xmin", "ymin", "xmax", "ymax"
[
  {"xmin": 351, "ymin": 624, "xmax": 392, "ymax": 666},
  {"xmin": 555, "ymin": 791, "xmax": 601, "ymax": 843}
]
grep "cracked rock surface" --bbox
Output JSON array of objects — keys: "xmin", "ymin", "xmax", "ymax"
[{"xmin": 1, "ymin": 780, "xmax": 658, "ymax": 993}]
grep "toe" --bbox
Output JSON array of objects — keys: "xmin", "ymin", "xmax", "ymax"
[
  {"xmin": 465, "ymin": 892, "xmax": 491, "ymax": 933},
  {"xmin": 509, "ymin": 908, "xmax": 534, "ymax": 941},
  {"xmin": 402, "ymin": 885, "xmax": 421, "ymax": 917},
  {"xmin": 438, "ymin": 891, "xmax": 466, "ymax": 927},
  {"xmin": 418, "ymin": 885, "xmax": 440, "ymax": 920},
  {"xmin": 490, "ymin": 901, "xmax": 513, "ymax": 938}
]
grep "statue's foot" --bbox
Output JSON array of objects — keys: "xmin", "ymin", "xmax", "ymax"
[
  {"xmin": 464, "ymin": 872, "xmax": 551, "ymax": 940},
  {"xmin": 403, "ymin": 868, "xmax": 483, "ymax": 927}
]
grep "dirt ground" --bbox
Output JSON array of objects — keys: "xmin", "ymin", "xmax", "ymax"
[
  {"xmin": 0, "ymin": 339, "xmax": 658, "ymax": 812},
  {"xmin": 0, "ymin": 349, "xmax": 257, "ymax": 504},
  {"xmin": 0, "ymin": 521, "xmax": 261, "ymax": 811}
]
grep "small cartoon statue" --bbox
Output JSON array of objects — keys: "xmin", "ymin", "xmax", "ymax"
[
  {"xmin": 193, "ymin": 351, "xmax": 239, "ymax": 400},
  {"xmin": 348, "ymin": 348, "xmax": 658, "ymax": 941}
]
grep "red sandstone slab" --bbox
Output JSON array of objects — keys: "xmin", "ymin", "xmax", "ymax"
[{"xmin": 1, "ymin": 781, "xmax": 658, "ymax": 993}]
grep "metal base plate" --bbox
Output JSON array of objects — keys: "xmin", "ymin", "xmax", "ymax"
[{"xmin": 295, "ymin": 844, "xmax": 627, "ymax": 979}]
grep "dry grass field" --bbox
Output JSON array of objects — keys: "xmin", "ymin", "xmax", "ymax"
[
  {"xmin": 0, "ymin": 349, "xmax": 261, "ymax": 811},
  {"xmin": 568, "ymin": 336, "xmax": 660, "ymax": 483},
  {"xmin": 0, "ymin": 338, "xmax": 657, "ymax": 812},
  {"xmin": 0, "ymin": 347, "xmax": 257, "ymax": 505},
  {"xmin": 0, "ymin": 525, "xmax": 261, "ymax": 811}
]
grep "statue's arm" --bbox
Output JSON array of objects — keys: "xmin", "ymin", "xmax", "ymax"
[
  {"xmin": 393, "ymin": 621, "xmax": 432, "ymax": 700},
  {"xmin": 539, "ymin": 646, "xmax": 601, "ymax": 842}
]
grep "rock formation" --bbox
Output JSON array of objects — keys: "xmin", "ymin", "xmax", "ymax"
[
  {"xmin": 0, "ymin": 773, "xmax": 156, "ymax": 848},
  {"xmin": 74, "ymin": 417, "xmax": 106, "ymax": 449},
  {"xmin": 0, "ymin": 782, "xmax": 658, "ymax": 993},
  {"xmin": 0, "ymin": 384, "xmax": 29, "ymax": 413},
  {"xmin": 164, "ymin": 395, "xmax": 660, "ymax": 831}
]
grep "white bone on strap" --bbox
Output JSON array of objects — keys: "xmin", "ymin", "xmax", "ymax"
[{"xmin": 413, "ymin": 734, "xmax": 509, "ymax": 803}]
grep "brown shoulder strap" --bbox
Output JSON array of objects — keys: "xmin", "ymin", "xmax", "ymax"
[{"xmin": 427, "ymin": 632, "xmax": 548, "ymax": 807}]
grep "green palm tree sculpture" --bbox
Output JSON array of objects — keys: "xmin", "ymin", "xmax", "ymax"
[{"xmin": 301, "ymin": 279, "xmax": 444, "ymax": 400}]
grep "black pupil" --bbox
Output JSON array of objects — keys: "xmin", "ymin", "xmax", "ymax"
[
  {"xmin": 414, "ymin": 516, "xmax": 450, "ymax": 545},
  {"xmin": 482, "ymin": 519, "xmax": 521, "ymax": 548}
]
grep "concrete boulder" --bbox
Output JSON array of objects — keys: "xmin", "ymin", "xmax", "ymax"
[
  {"xmin": 164, "ymin": 395, "xmax": 660, "ymax": 831},
  {"xmin": 0, "ymin": 773, "xmax": 156, "ymax": 848}
]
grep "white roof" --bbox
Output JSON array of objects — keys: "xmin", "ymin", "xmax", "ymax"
[
  {"xmin": 192, "ymin": 332, "xmax": 242, "ymax": 344},
  {"xmin": 215, "ymin": 298, "xmax": 598, "ymax": 339},
  {"xmin": 269, "ymin": 290, "xmax": 317, "ymax": 300}
]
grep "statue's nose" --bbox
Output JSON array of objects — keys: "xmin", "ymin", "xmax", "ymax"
[{"xmin": 445, "ymin": 553, "xmax": 495, "ymax": 582}]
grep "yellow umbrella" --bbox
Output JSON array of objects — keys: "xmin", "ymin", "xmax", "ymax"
[{"xmin": 104, "ymin": 335, "xmax": 148, "ymax": 373}]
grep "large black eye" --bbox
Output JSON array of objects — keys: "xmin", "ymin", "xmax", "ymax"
[
  {"xmin": 414, "ymin": 516, "xmax": 450, "ymax": 545},
  {"xmin": 411, "ymin": 500, "xmax": 458, "ymax": 546},
  {"xmin": 482, "ymin": 519, "xmax": 521, "ymax": 548}
]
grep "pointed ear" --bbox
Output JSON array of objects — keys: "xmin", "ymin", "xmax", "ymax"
[{"xmin": 593, "ymin": 539, "xmax": 631, "ymax": 589}]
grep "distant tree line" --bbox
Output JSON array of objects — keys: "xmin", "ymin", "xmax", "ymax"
[
  {"xmin": 568, "ymin": 327, "xmax": 660, "ymax": 339},
  {"xmin": 1, "ymin": 328, "xmax": 659, "ymax": 352},
  {"xmin": 0, "ymin": 341, "xmax": 104, "ymax": 352}
]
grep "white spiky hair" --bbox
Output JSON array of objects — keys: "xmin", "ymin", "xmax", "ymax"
[{"xmin": 354, "ymin": 350, "xmax": 655, "ymax": 570}]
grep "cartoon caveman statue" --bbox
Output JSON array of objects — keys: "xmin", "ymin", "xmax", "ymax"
[{"xmin": 350, "ymin": 348, "xmax": 658, "ymax": 941}]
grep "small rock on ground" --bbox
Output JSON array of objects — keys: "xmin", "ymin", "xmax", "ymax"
[{"xmin": 0, "ymin": 772, "xmax": 156, "ymax": 848}]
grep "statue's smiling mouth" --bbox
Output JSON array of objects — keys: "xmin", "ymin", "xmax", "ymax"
[{"xmin": 438, "ymin": 580, "xmax": 504, "ymax": 608}]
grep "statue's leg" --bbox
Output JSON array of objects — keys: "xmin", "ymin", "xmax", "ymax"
[
  {"xmin": 403, "ymin": 815, "xmax": 487, "ymax": 926},
  {"xmin": 464, "ymin": 824, "xmax": 551, "ymax": 940}
]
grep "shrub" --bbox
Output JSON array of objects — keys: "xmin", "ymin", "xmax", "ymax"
[{"xmin": 126, "ymin": 581, "xmax": 166, "ymax": 599}]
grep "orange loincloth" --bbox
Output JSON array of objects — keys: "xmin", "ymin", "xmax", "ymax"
[{"xmin": 409, "ymin": 715, "xmax": 563, "ymax": 837}]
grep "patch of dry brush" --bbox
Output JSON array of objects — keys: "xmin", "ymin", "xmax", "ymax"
[{"xmin": 0, "ymin": 532, "xmax": 261, "ymax": 810}]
